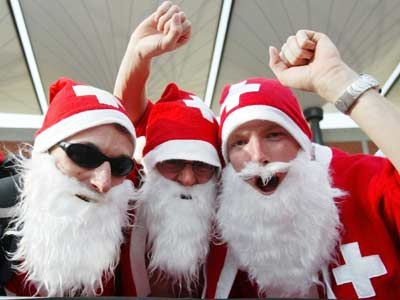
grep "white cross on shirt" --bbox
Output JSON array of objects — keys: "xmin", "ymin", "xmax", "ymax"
[
  {"xmin": 220, "ymin": 80, "xmax": 260, "ymax": 113},
  {"xmin": 332, "ymin": 242, "xmax": 387, "ymax": 298},
  {"xmin": 73, "ymin": 85, "xmax": 123, "ymax": 108},
  {"xmin": 183, "ymin": 96, "xmax": 215, "ymax": 123}
]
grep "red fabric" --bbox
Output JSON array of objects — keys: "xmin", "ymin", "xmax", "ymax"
[
  {"xmin": 142, "ymin": 83, "xmax": 220, "ymax": 158},
  {"xmin": 206, "ymin": 149, "xmax": 400, "ymax": 299},
  {"xmin": 326, "ymin": 148, "xmax": 400, "ymax": 298},
  {"xmin": 5, "ymin": 271, "xmax": 116, "ymax": 296},
  {"xmin": 117, "ymin": 226, "xmax": 138, "ymax": 296},
  {"xmin": 219, "ymin": 78, "xmax": 312, "ymax": 142}
]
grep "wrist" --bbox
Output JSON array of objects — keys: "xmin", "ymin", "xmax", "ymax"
[{"xmin": 316, "ymin": 62, "xmax": 358, "ymax": 103}]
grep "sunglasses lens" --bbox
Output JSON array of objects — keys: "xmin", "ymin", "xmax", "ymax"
[
  {"xmin": 61, "ymin": 142, "xmax": 134, "ymax": 177},
  {"xmin": 160, "ymin": 160, "xmax": 185, "ymax": 173},
  {"xmin": 110, "ymin": 157, "xmax": 135, "ymax": 177},
  {"xmin": 66, "ymin": 144, "xmax": 104, "ymax": 168}
]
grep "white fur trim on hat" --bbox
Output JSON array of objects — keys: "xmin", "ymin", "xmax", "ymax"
[
  {"xmin": 143, "ymin": 140, "xmax": 221, "ymax": 172},
  {"xmin": 133, "ymin": 136, "xmax": 146, "ymax": 165},
  {"xmin": 221, "ymin": 105, "xmax": 312, "ymax": 162},
  {"xmin": 33, "ymin": 109, "xmax": 136, "ymax": 153}
]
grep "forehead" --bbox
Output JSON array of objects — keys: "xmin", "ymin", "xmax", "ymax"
[
  {"xmin": 64, "ymin": 124, "xmax": 134, "ymax": 155},
  {"xmin": 231, "ymin": 119, "xmax": 290, "ymax": 136}
]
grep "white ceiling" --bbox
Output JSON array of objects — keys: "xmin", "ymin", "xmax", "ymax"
[{"xmin": 0, "ymin": 0, "xmax": 399, "ymax": 143}]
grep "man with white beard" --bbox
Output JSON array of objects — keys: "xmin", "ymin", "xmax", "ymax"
[
  {"xmin": 118, "ymin": 82, "xmax": 221, "ymax": 297},
  {"xmin": 205, "ymin": 30, "xmax": 400, "ymax": 299},
  {"xmin": 114, "ymin": 2, "xmax": 221, "ymax": 296},
  {"xmin": 0, "ymin": 77, "xmax": 137, "ymax": 297}
]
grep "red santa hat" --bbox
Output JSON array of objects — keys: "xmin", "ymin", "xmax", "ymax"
[
  {"xmin": 219, "ymin": 77, "xmax": 313, "ymax": 162},
  {"xmin": 142, "ymin": 83, "xmax": 221, "ymax": 171},
  {"xmin": 34, "ymin": 77, "xmax": 136, "ymax": 153}
]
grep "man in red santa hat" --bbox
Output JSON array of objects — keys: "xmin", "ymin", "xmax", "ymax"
[
  {"xmin": 0, "ymin": 77, "xmax": 137, "ymax": 297},
  {"xmin": 118, "ymin": 81, "xmax": 221, "ymax": 297},
  {"xmin": 205, "ymin": 30, "xmax": 400, "ymax": 299},
  {"xmin": 114, "ymin": 3, "xmax": 221, "ymax": 295}
]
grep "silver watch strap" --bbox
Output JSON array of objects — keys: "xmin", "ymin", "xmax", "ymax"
[{"xmin": 335, "ymin": 74, "xmax": 379, "ymax": 114}]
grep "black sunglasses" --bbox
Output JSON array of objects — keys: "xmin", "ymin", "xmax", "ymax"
[
  {"xmin": 58, "ymin": 141, "xmax": 134, "ymax": 177},
  {"xmin": 157, "ymin": 159, "xmax": 217, "ymax": 179}
]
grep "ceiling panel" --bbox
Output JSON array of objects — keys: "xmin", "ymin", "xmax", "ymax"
[
  {"xmin": 0, "ymin": 0, "xmax": 399, "ymax": 143},
  {"xmin": 19, "ymin": 0, "xmax": 221, "ymax": 102},
  {"xmin": 0, "ymin": 0, "xmax": 40, "ymax": 114},
  {"xmin": 212, "ymin": 0, "xmax": 400, "ymax": 113}
]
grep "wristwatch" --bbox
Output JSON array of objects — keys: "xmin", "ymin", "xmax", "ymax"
[{"xmin": 334, "ymin": 74, "xmax": 380, "ymax": 114}]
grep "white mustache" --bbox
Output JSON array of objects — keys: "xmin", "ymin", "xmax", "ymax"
[{"xmin": 238, "ymin": 161, "xmax": 290, "ymax": 185}]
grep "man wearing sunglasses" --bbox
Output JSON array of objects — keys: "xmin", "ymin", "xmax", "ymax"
[
  {"xmin": 114, "ymin": 2, "xmax": 221, "ymax": 296},
  {"xmin": 0, "ymin": 77, "xmax": 137, "ymax": 297},
  {"xmin": 118, "ymin": 81, "xmax": 221, "ymax": 297}
]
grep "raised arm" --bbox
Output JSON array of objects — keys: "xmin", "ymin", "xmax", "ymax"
[
  {"xmin": 114, "ymin": 1, "xmax": 191, "ymax": 123},
  {"xmin": 269, "ymin": 30, "xmax": 400, "ymax": 171}
]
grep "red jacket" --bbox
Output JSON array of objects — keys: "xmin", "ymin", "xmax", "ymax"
[{"xmin": 206, "ymin": 145, "xmax": 400, "ymax": 299}]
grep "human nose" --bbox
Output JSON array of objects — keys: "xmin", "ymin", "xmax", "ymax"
[
  {"xmin": 176, "ymin": 164, "xmax": 197, "ymax": 187},
  {"xmin": 247, "ymin": 137, "xmax": 269, "ymax": 165},
  {"xmin": 90, "ymin": 161, "xmax": 112, "ymax": 193}
]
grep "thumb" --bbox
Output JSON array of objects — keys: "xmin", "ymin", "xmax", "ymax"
[{"xmin": 268, "ymin": 46, "xmax": 287, "ymax": 76}]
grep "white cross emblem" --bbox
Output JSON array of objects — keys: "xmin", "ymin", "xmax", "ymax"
[
  {"xmin": 183, "ymin": 96, "xmax": 215, "ymax": 123},
  {"xmin": 220, "ymin": 80, "xmax": 260, "ymax": 113},
  {"xmin": 332, "ymin": 242, "xmax": 387, "ymax": 298},
  {"xmin": 73, "ymin": 85, "xmax": 123, "ymax": 108}
]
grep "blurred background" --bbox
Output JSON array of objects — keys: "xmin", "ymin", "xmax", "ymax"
[{"xmin": 1, "ymin": 0, "xmax": 399, "ymax": 156}]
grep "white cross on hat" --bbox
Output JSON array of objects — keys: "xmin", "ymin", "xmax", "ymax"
[
  {"xmin": 220, "ymin": 80, "xmax": 260, "ymax": 113},
  {"xmin": 73, "ymin": 85, "xmax": 123, "ymax": 108},
  {"xmin": 183, "ymin": 96, "xmax": 215, "ymax": 123}
]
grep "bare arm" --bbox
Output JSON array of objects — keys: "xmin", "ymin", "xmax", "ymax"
[
  {"xmin": 269, "ymin": 30, "xmax": 400, "ymax": 171},
  {"xmin": 114, "ymin": 1, "xmax": 191, "ymax": 123}
]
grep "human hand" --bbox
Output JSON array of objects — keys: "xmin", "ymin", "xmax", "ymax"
[
  {"xmin": 269, "ymin": 30, "xmax": 358, "ymax": 103},
  {"xmin": 129, "ymin": 1, "xmax": 192, "ymax": 61}
]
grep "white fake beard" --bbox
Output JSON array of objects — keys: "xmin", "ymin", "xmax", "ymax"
[
  {"xmin": 137, "ymin": 169, "xmax": 216, "ymax": 291},
  {"xmin": 6, "ymin": 152, "xmax": 135, "ymax": 297},
  {"xmin": 217, "ymin": 151, "xmax": 345, "ymax": 297}
]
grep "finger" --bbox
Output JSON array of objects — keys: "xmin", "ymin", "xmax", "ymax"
[
  {"xmin": 165, "ymin": 11, "xmax": 188, "ymax": 35},
  {"xmin": 154, "ymin": 1, "xmax": 173, "ymax": 23},
  {"xmin": 181, "ymin": 18, "xmax": 191, "ymax": 36},
  {"xmin": 286, "ymin": 36, "xmax": 314, "ymax": 62},
  {"xmin": 179, "ymin": 11, "xmax": 187, "ymax": 23},
  {"xmin": 162, "ymin": 13, "xmax": 183, "ymax": 48},
  {"xmin": 164, "ymin": 18, "xmax": 172, "ymax": 34},
  {"xmin": 177, "ymin": 19, "xmax": 192, "ymax": 45},
  {"xmin": 281, "ymin": 42, "xmax": 298, "ymax": 65},
  {"xmin": 158, "ymin": 4, "xmax": 181, "ymax": 32},
  {"xmin": 269, "ymin": 46, "xmax": 288, "ymax": 75},
  {"xmin": 296, "ymin": 30, "xmax": 316, "ymax": 50},
  {"xmin": 279, "ymin": 49, "xmax": 290, "ymax": 66}
]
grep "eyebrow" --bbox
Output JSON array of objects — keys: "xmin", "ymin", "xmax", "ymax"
[{"xmin": 234, "ymin": 123, "xmax": 284, "ymax": 135}]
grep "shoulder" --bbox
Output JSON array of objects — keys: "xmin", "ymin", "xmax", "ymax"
[
  {"xmin": 329, "ymin": 147, "xmax": 388, "ymax": 179},
  {"xmin": 314, "ymin": 143, "xmax": 389, "ymax": 194}
]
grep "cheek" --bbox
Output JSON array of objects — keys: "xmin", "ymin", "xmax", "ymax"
[
  {"xmin": 271, "ymin": 142, "xmax": 299, "ymax": 162},
  {"xmin": 229, "ymin": 150, "xmax": 249, "ymax": 172},
  {"xmin": 55, "ymin": 158, "xmax": 87, "ymax": 181},
  {"xmin": 155, "ymin": 167, "xmax": 177, "ymax": 182}
]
